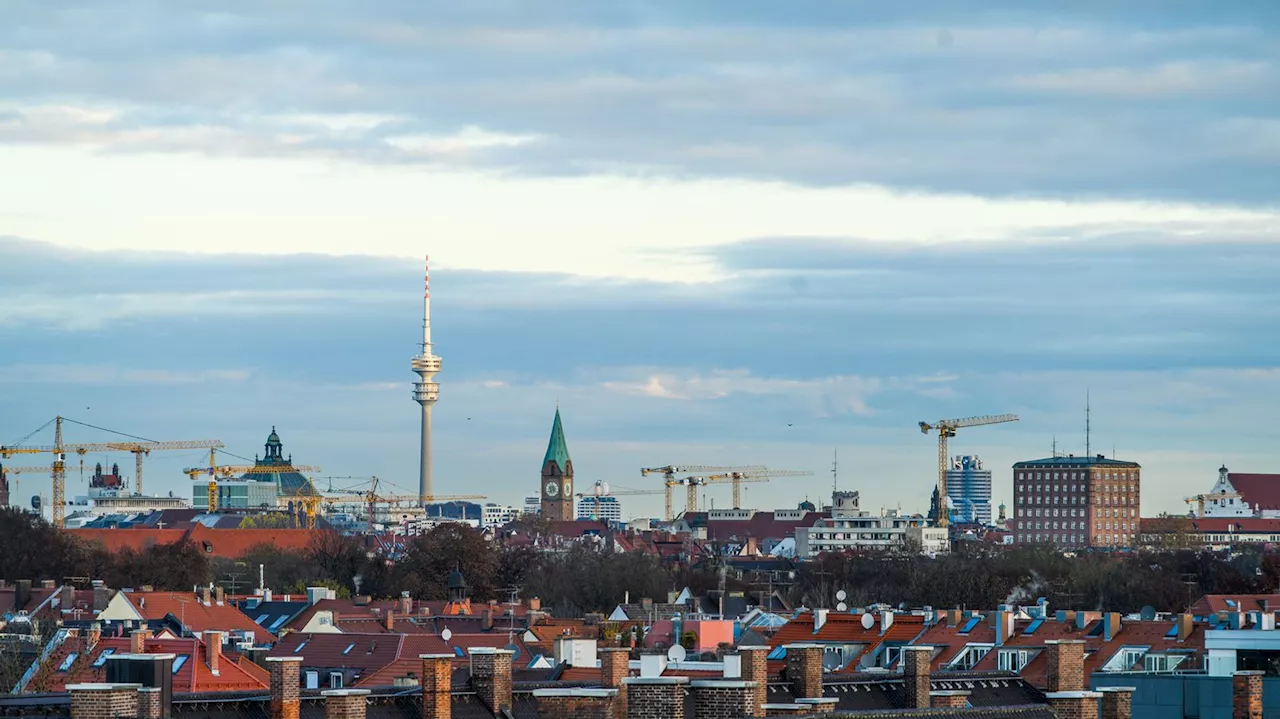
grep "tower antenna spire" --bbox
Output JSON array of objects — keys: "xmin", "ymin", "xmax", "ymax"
[
  {"xmin": 1086, "ymin": 389, "xmax": 1091, "ymax": 457},
  {"xmin": 831, "ymin": 448, "xmax": 838, "ymax": 494},
  {"xmin": 412, "ymin": 255, "xmax": 443, "ymax": 504}
]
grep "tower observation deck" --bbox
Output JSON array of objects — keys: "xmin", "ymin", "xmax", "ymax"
[{"xmin": 412, "ymin": 256, "xmax": 442, "ymax": 503}]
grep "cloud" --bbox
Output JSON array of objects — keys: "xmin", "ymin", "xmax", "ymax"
[{"xmin": 1, "ymin": 5, "xmax": 1278, "ymax": 200}]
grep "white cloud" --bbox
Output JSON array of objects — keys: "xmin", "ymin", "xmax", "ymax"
[{"xmin": 0, "ymin": 364, "xmax": 251, "ymax": 385}]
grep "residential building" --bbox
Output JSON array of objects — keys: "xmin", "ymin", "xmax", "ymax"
[
  {"xmin": 577, "ymin": 495, "xmax": 622, "ymax": 522},
  {"xmin": 523, "ymin": 494, "xmax": 540, "ymax": 515},
  {"xmin": 1140, "ymin": 516, "xmax": 1280, "ymax": 550},
  {"xmin": 945, "ymin": 455, "xmax": 992, "ymax": 525},
  {"xmin": 1011, "ymin": 454, "xmax": 1142, "ymax": 548},
  {"xmin": 794, "ymin": 491, "xmax": 949, "ymax": 556},
  {"xmin": 482, "ymin": 503, "xmax": 522, "ymax": 528}
]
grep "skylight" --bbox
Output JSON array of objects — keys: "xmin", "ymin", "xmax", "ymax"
[
  {"xmin": 269, "ymin": 616, "xmax": 289, "ymax": 631},
  {"xmin": 58, "ymin": 653, "xmax": 79, "ymax": 672},
  {"xmin": 453, "ymin": 647, "xmax": 465, "ymax": 658},
  {"xmin": 1087, "ymin": 622, "xmax": 1105, "ymax": 637},
  {"xmin": 1165, "ymin": 625, "xmax": 1179, "ymax": 638},
  {"xmin": 767, "ymin": 646, "xmax": 787, "ymax": 660},
  {"xmin": 1226, "ymin": 599, "xmax": 1238, "ymax": 608},
  {"xmin": 254, "ymin": 614, "xmax": 270, "ymax": 625},
  {"xmin": 172, "ymin": 655, "xmax": 189, "ymax": 674},
  {"xmin": 92, "ymin": 649, "xmax": 115, "ymax": 668},
  {"xmin": 294, "ymin": 640, "xmax": 309, "ymax": 654},
  {"xmin": 1024, "ymin": 619, "xmax": 1044, "ymax": 636},
  {"xmin": 959, "ymin": 617, "xmax": 981, "ymax": 634},
  {"xmin": 342, "ymin": 643, "xmax": 356, "ymax": 655}
]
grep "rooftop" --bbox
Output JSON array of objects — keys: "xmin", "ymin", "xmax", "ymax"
[{"xmin": 1013, "ymin": 455, "xmax": 1141, "ymax": 469}]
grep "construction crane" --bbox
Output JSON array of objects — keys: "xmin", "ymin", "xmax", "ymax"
[
  {"xmin": 708, "ymin": 468, "xmax": 814, "ymax": 510},
  {"xmin": 325, "ymin": 477, "xmax": 484, "ymax": 532},
  {"xmin": 182, "ymin": 448, "xmax": 321, "ymax": 515},
  {"xmin": 0, "ymin": 416, "xmax": 223, "ymax": 528},
  {"xmin": 641, "ymin": 465, "xmax": 766, "ymax": 521},
  {"xmin": 575, "ymin": 480, "xmax": 666, "ymax": 520},
  {"xmin": 918, "ymin": 414, "xmax": 1019, "ymax": 528}
]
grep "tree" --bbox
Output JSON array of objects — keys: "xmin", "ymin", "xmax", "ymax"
[
  {"xmin": 396, "ymin": 524, "xmax": 498, "ymax": 600},
  {"xmin": 307, "ymin": 531, "xmax": 367, "ymax": 594}
]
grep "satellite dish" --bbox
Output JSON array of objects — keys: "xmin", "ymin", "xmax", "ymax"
[
  {"xmin": 837, "ymin": 602, "xmax": 848, "ymax": 612},
  {"xmin": 1140, "ymin": 605, "xmax": 1157, "ymax": 621},
  {"xmin": 441, "ymin": 628, "xmax": 452, "ymax": 642},
  {"xmin": 861, "ymin": 613, "xmax": 875, "ymax": 630},
  {"xmin": 836, "ymin": 590, "xmax": 847, "ymax": 601},
  {"xmin": 667, "ymin": 645, "xmax": 687, "ymax": 662}
]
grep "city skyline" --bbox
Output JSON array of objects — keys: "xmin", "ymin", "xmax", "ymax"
[{"xmin": 2, "ymin": 2, "xmax": 1278, "ymax": 519}]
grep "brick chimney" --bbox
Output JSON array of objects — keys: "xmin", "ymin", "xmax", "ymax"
[
  {"xmin": 204, "ymin": 631, "xmax": 223, "ymax": 676},
  {"xmin": 382, "ymin": 609, "xmax": 395, "ymax": 632},
  {"xmin": 692, "ymin": 680, "xmax": 756, "ymax": 718},
  {"xmin": 600, "ymin": 648, "xmax": 631, "ymax": 719},
  {"xmin": 420, "ymin": 653, "xmax": 454, "ymax": 719},
  {"xmin": 399, "ymin": 591, "xmax": 412, "ymax": 616},
  {"xmin": 623, "ymin": 677, "xmax": 688, "ymax": 719},
  {"xmin": 533, "ymin": 688, "xmax": 618, "ymax": 718},
  {"xmin": 1046, "ymin": 690, "xmax": 1102, "ymax": 719},
  {"xmin": 901, "ymin": 645, "xmax": 932, "ymax": 709},
  {"xmin": 214, "ymin": 586, "xmax": 226, "ymax": 605},
  {"xmin": 1044, "ymin": 640, "xmax": 1086, "ymax": 693},
  {"xmin": 469, "ymin": 648, "xmax": 513, "ymax": 714},
  {"xmin": 785, "ymin": 644, "xmax": 823, "ymax": 699},
  {"xmin": 482, "ymin": 608, "xmax": 494, "ymax": 632},
  {"xmin": 1177, "ymin": 613, "xmax": 1194, "ymax": 641},
  {"xmin": 931, "ymin": 690, "xmax": 970, "ymax": 709},
  {"xmin": 266, "ymin": 656, "xmax": 303, "ymax": 719},
  {"xmin": 528, "ymin": 597, "xmax": 541, "ymax": 612},
  {"xmin": 321, "ymin": 688, "xmax": 370, "ymax": 719},
  {"xmin": 737, "ymin": 646, "xmax": 769, "ymax": 718},
  {"xmin": 68, "ymin": 683, "xmax": 139, "ymax": 719},
  {"xmin": 1234, "ymin": 670, "xmax": 1264, "ymax": 719},
  {"xmin": 131, "ymin": 629, "xmax": 151, "ymax": 654},
  {"xmin": 198, "ymin": 586, "xmax": 211, "ymax": 605},
  {"xmin": 1100, "ymin": 686, "xmax": 1135, "ymax": 719}
]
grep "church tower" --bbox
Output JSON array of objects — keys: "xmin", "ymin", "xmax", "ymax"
[{"xmin": 540, "ymin": 408, "xmax": 575, "ymax": 521}]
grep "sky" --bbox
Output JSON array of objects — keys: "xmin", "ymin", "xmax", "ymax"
[{"xmin": 1, "ymin": 1, "xmax": 1278, "ymax": 520}]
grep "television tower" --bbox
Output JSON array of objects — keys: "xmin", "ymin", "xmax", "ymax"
[{"xmin": 411, "ymin": 256, "xmax": 442, "ymax": 504}]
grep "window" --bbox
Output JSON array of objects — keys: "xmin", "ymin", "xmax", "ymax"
[
  {"xmin": 343, "ymin": 643, "xmax": 356, "ymax": 655},
  {"xmin": 959, "ymin": 616, "xmax": 982, "ymax": 634},
  {"xmin": 172, "ymin": 655, "xmax": 189, "ymax": 674},
  {"xmin": 254, "ymin": 614, "xmax": 270, "ymax": 625},
  {"xmin": 998, "ymin": 649, "xmax": 1031, "ymax": 672},
  {"xmin": 329, "ymin": 672, "xmax": 343, "ymax": 689},
  {"xmin": 1106, "ymin": 646, "xmax": 1149, "ymax": 672},
  {"xmin": 269, "ymin": 616, "xmax": 290, "ymax": 631},
  {"xmin": 92, "ymin": 649, "xmax": 116, "ymax": 668},
  {"xmin": 949, "ymin": 644, "xmax": 993, "ymax": 670},
  {"xmin": 305, "ymin": 671, "xmax": 320, "ymax": 689},
  {"xmin": 294, "ymin": 640, "xmax": 309, "ymax": 654},
  {"xmin": 58, "ymin": 653, "xmax": 79, "ymax": 672}
]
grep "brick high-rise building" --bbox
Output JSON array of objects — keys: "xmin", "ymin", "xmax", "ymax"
[{"xmin": 1012, "ymin": 454, "xmax": 1141, "ymax": 548}]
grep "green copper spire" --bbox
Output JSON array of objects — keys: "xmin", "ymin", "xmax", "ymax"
[{"xmin": 543, "ymin": 408, "xmax": 571, "ymax": 472}]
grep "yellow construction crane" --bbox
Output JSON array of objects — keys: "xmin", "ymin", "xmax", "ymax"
[
  {"xmin": 575, "ymin": 480, "xmax": 666, "ymax": 520},
  {"xmin": 707, "ymin": 467, "xmax": 815, "ymax": 509},
  {"xmin": 1, "ymin": 416, "xmax": 223, "ymax": 528},
  {"xmin": 918, "ymin": 414, "xmax": 1019, "ymax": 528},
  {"xmin": 183, "ymin": 448, "xmax": 321, "ymax": 515},
  {"xmin": 324, "ymin": 477, "xmax": 484, "ymax": 532},
  {"xmin": 641, "ymin": 465, "xmax": 766, "ymax": 521}
]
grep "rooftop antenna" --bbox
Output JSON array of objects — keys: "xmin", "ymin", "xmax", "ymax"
[
  {"xmin": 831, "ymin": 448, "xmax": 838, "ymax": 494},
  {"xmin": 1085, "ymin": 389, "xmax": 1091, "ymax": 458},
  {"xmin": 1051, "ymin": 435, "xmax": 1058, "ymax": 458}
]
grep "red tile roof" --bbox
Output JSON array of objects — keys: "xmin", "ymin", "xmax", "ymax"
[
  {"xmin": 1189, "ymin": 594, "xmax": 1280, "ymax": 615},
  {"xmin": 124, "ymin": 592, "xmax": 277, "ymax": 643},
  {"xmin": 767, "ymin": 611, "xmax": 927, "ymax": 673},
  {"xmin": 43, "ymin": 636, "xmax": 268, "ymax": 693},
  {"xmin": 1227, "ymin": 473, "xmax": 1280, "ymax": 511}
]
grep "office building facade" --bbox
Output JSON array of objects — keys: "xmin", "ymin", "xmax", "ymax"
[
  {"xmin": 1012, "ymin": 454, "xmax": 1141, "ymax": 548},
  {"xmin": 945, "ymin": 455, "xmax": 992, "ymax": 525}
]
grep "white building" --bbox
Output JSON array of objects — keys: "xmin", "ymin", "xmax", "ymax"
[
  {"xmin": 795, "ymin": 491, "xmax": 949, "ymax": 556},
  {"xmin": 482, "ymin": 503, "xmax": 523, "ymax": 527},
  {"xmin": 577, "ymin": 495, "xmax": 622, "ymax": 522},
  {"xmin": 1189, "ymin": 465, "xmax": 1280, "ymax": 518},
  {"xmin": 523, "ymin": 495, "xmax": 541, "ymax": 515}
]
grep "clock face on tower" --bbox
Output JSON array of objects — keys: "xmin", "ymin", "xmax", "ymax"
[
  {"xmin": 544, "ymin": 481, "xmax": 559, "ymax": 498},
  {"xmin": 562, "ymin": 480, "xmax": 572, "ymax": 497}
]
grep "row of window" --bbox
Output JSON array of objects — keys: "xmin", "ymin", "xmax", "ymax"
[
  {"xmin": 1021, "ymin": 520, "xmax": 1137, "ymax": 532},
  {"xmin": 1015, "ymin": 508, "xmax": 1138, "ymax": 519},
  {"xmin": 1016, "ymin": 533, "xmax": 1134, "ymax": 545},
  {"xmin": 1018, "ymin": 495, "xmax": 1135, "ymax": 507},
  {"xmin": 1018, "ymin": 470, "xmax": 1136, "ymax": 481}
]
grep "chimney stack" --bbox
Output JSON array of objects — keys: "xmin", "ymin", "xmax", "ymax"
[
  {"xmin": 131, "ymin": 629, "xmax": 151, "ymax": 655},
  {"xmin": 1234, "ymin": 670, "xmax": 1264, "ymax": 719},
  {"xmin": 785, "ymin": 644, "xmax": 823, "ymax": 700},
  {"xmin": 383, "ymin": 609, "xmax": 395, "ymax": 632},
  {"xmin": 68, "ymin": 683, "xmax": 140, "ymax": 719},
  {"xmin": 901, "ymin": 645, "xmax": 932, "ymax": 709},
  {"xmin": 528, "ymin": 597, "xmax": 542, "ymax": 612},
  {"xmin": 995, "ymin": 605, "xmax": 1013, "ymax": 647},
  {"xmin": 321, "ymin": 689, "xmax": 370, "ymax": 719},
  {"xmin": 214, "ymin": 586, "xmax": 225, "ymax": 605},
  {"xmin": 600, "ymin": 648, "xmax": 631, "ymax": 719},
  {"xmin": 1047, "ymin": 691, "xmax": 1102, "ymax": 719},
  {"xmin": 737, "ymin": 647, "xmax": 769, "ymax": 718},
  {"xmin": 1104, "ymin": 612, "xmax": 1122, "ymax": 642},
  {"xmin": 1178, "ymin": 613, "xmax": 1194, "ymax": 641},
  {"xmin": 266, "ymin": 657, "xmax": 303, "ymax": 719},
  {"xmin": 198, "ymin": 587, "xmax": 211, "ymax": 606},
  {"xmin": 420, "ymin": 654, "xmax": 454, "ymax": 719},
  {"xmin": 1044, "ymin": 640, "xmax": 1086, "ymax": 693},
  {"xmin": 468, "ymin": 648, "xmax": 513, "ymax": 714},
  {"xmin": 399, "ymin": 591, "xmax": 413, "ymax": 616},
  {"xmin": 1100, "ymin": 686, "xmax": 1135, "ymax": 719},
  {"xmin": 623, "ymin": 677, "xmax": 688, "ymax": 719},
  {"xmin": 84, "ymin": 623, "xmax": 102, "ymax": 652},
  {"xmin": 204, "ymin": 631, "xmax": 223, "ymax": 676}
]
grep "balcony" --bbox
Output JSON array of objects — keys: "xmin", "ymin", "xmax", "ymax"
[
  {"xmin": 411, "ymin": 355, "xmax": 443, "ymax": 373},
  {"xmin": 413, "ymin": 382, "xmax": 440, "ymax": 402}
]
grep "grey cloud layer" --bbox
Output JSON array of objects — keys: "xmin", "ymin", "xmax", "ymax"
[{"xmin": 2, "ymin": 2, "xmax": 1278, "ymax": 199}]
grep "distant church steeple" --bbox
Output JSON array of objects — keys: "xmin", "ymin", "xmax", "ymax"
[{"xmin": 540, "ymin": 408, "xmax": 575, "ymax": 521}]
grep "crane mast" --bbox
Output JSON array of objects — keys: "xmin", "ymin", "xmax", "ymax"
[{"xmin": 918, "ymin": 414, "xmax": 1018, "ymax": 529}]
